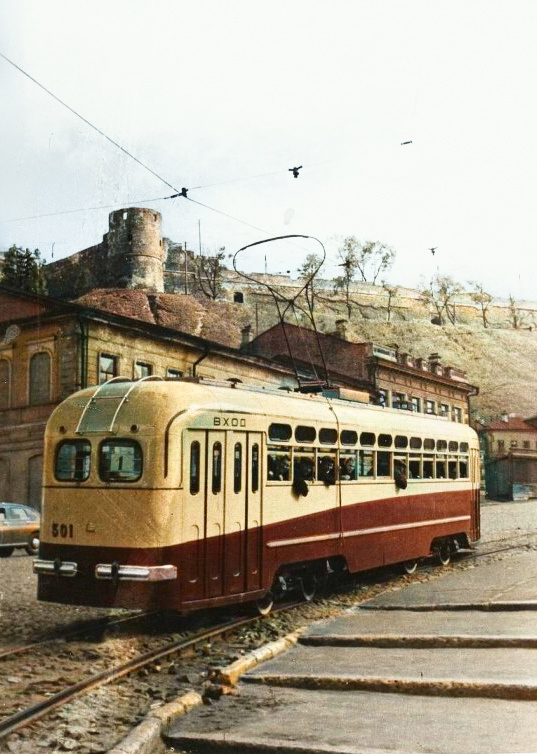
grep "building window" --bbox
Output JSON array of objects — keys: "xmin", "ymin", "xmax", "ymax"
[
  {"xmin": 411, "ymin": 396, "xmax": 421, "ymax": 413},
  {"xmin": 523, "ymin": 441, "xmax": 530, "ymax": 449},
  {"xmin": 233, "ymin": 292, "xmax": 244, "ymax": 303},
  {"xmin": 0, "ymin": 359, "xmax": 10, "ymax": 409},
  {"xmin": 134, "ymin": 361, "xmax": 152, "ymax": 379},
  {"xmin": 99, "ymin": 354, "xmax": 118, "ymax": 384},
  {"xmin": 378, "ymin": 389, "xmax": 389, "ymax": 407},
  {"xmin": 452, "ymin": 407, "xmax": 462, "ymax": 423},
  {"xmin": 497, "ymin": 439, "xmax": 505, "ymax": 452},
  {"xmin": 29, "ymin": 352, "xmax": 51, "ymax": 405},
  {"xmin": 167, "ymin": 368, "xmax": 183, "ymax": 379},
  {"xmin": 425, "ymin": 399, "xmax": 436, "ymax": 415},
  {"xmin": 440, "ymin": 403, "xmax": 450, "ymax": 417},
  {"xmin": 393, "ymin": 392, "xmax": 406, "ymax": 409},
  {"xmin": 510, "ymin": 440, "xmax": 518, "ymax": 448}
]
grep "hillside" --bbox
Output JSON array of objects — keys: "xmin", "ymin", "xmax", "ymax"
[{"xmin": 75, "ymin": 285, "xmax": 537, "ymax": 422}]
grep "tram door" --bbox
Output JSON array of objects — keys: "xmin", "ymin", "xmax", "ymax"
[
  {"xmin": 224, "ymin": 431, "xmax": 263, "ymax": 595},
  {"xmin": 181, "ymin": 430, "xmax": 263, "ymax": 603}
]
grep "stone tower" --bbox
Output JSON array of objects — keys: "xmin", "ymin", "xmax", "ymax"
[{"xmin": 107, "ymin": 208, "xmax": 165, "ymax": 292}]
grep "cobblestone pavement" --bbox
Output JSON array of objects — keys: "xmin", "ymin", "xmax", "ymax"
[{"xmin": 0, "ymin": 498, "xmax": 535, "ymax": 754}]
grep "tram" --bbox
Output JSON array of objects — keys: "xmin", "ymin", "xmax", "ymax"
[{"xmin": 35, "ymin": 376, "xmax": 480, "ymax": 613}]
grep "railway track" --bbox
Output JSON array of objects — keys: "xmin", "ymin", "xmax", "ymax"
[{"xmin": 1, "ymin": 528, "xmax": 535, "ymax": 750}]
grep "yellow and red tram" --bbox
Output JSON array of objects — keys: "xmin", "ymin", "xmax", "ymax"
[{"xmin": 35, "ymin": 377, "xmax": 480, "ymax": 612}]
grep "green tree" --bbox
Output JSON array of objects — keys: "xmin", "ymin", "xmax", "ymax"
[
  {"xmin": 337, "ymin": 237, "xmax": 396, "ymax": 285},
  {"xmin": 1, "ymin": 245, "xmax": 47, "ymax": 294}
]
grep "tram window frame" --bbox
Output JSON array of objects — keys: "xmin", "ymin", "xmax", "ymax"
[
  {"xmin": 233, "ymin": 442, "xmax": 242, "ymax": 494},
  {"xmin": 410, "ymin": 436, "xmax": 422, "ymax": 450},
  {"xmin": 408, "ymin": 453, "xmax": 421, "ymax": 479},
  {"xmin": 341, "ymin": 430, "xmax": 358, "ymax": 446},
  {"xmin": 378, "ymin": 433, "xmax": 392, "ymax": 448},
  {"xmin": 295, "ymin": 425, "xmax": 316, "ymax": 443},
  {"xmin": 98, "ymin": 439, "xmax": 142, "ymax": 483},
  {"xmin": 251, "ymin": 443, "xmax": 259, "ymax": 493},
  {"xmin": 317, "ymin": 449, "xmax": 337, "ymax": 484},
  {"xmin": 460, "ymin": 442, "xmax": 469, "ymax": 453},
  {"xmin": 448, "ymin": 458, "xmax": 458, "ymax": 479},
  {"xmin": 436, "ymin": 456, "xmax": 447, "ymax": 479},
  {"xmin": 189, "ymin": 441, "xmax": 200, "ymax": 495},
  {"xmin": 359, "ymin": 449, "xmax": 374, "ymax": 477},
  {"xmin": 211, "ymin": 441, "xmax": 222, "ymax": 494},
  {"xmin": 437, "ymin": 439, "xmax": 448, "ymax": 452},
  {"xmin": 449, "ymin": 441, "xmax": 459, "ymax": 452},
  {"xmin": 423, "ymin": 456, "xmax": 434, "ymax": 479},
  {"xmin": 55, "ymin": 440, "xmax": 91, "ymax": 482},
  {"xmin": 459, "ymin": 459, "xmax": 469, "ymax": 478},
  {"xmin": 376, "ymin": 451, "xmax": 391, "ymax": 477},
  {"xmin": 268, "ymin": 423, "xmax": 292, "ymax": 442},
  {"xmin": 340, "ymin": 450, "xmax": 358, "ymax": 480},
  {"xmin": 360, "ymin": 432, "xmax": 375, "ymax": 447},
  {"xmin": 424, "ymin": 438, "xmax": 435, "ymax": 451},
  {"xmin": 294, "ymin": 450, "xmax": 315, "ymax": 483},
  {"xmin": 267, "ymin": 446, "xmax": 291, "ymax": 482},
  {"xmin": 395, "ymin": 435, "xmax": 408, "ymax": 449},
  {"xmin": 319, "ymin": 427, "xmax": 338, "ymax": 445}
]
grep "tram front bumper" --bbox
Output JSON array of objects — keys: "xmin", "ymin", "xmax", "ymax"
[{"xmin": 34, "ymin": 559, "xmax": 177, "ymax": 582}]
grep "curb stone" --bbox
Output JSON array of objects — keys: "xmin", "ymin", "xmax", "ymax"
[{"xmin": 106, "ymin": 629, "xmax": 304, "ymax": 754}]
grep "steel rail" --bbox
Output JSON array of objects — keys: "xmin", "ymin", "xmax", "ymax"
[
  {"xmin": 0, "ymin": 610, "xmax": 161, "ymax": 661},
  {"xmin": 0, "ymin": 606, "xmax": 298, "ymax": 740}
]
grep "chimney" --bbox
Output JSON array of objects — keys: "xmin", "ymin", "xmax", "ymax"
[
  {"xmin": 335, "ymin": 319, "xmax": 348, "ymax": 340},
  {"xmin": 241, "ymin": 324, "xmax": 253, "ymax": 350}
]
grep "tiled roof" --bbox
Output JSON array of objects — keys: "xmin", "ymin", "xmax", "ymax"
[{"xmin": 484, "ymin": 416, "xmax": 536, "ymax": 432}]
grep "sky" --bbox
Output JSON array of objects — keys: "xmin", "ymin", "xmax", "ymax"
[{"xmin": 1, "ymin": 0, "xmax": 537, "ymax": 299}]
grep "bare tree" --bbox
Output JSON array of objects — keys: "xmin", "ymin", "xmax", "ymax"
[
  {"xmin": 333, "ymin": 244, "xmax": 360, "ymax": 317},
  {"xmin": 507, "ymin": 294, "xmax": 525, "ymax": 329},
  {"xmin": 194, "ymin": 247, "xmax": 226, "ymax": 300},
  {"xmin": 297, "ymin": 253, "xmax": 323, "ymax": 311},
  {"xmin": 419, "ymin": 274, "xmax": 464, "ymax": 325},
  {"xmin": 468, "ymin": 281, "xmax": 493, "ymax": 328},
  {"xmin": 381, "ymin": 281, "xmax": 399, "ymax": 323},
  {"xmin": 336, "ymin": 237, "xmax": 396, "ymax": 285}
]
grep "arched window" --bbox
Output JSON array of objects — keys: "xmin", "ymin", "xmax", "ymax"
[
  {"xmin": 29, "ymin": 352, "xmax": 51, "ymax": 405},
  {"xmin": 0, "ymin": 359, "xmax": 10, "ymax": 409}
]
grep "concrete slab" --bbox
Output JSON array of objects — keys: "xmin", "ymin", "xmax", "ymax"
[
  {"xmin": 167, "ymin": 685, "xmax": 537, "ymax": 754},
  {"xmin": 302, "ymin": 608, "xmax": 537, "ymax": 647},
  {"xmin": 363, "ymin": 552, "xmax": 537, "ymax": 610},
  {"xmin": 244, "ymin": 643, "xmax": 537, "ymax": 698}
]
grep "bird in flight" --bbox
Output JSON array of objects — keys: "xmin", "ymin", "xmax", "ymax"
[
  {"xmin": 401, "ymin": 141, "xmax": 413, "ymax": 145},
  {"xmin": 429, "ymin": 247, "xmax": 437, "ymax": 255},
  {"xmin": 289, "ymin": 166, "xmax": 302, "ymax": 178}
]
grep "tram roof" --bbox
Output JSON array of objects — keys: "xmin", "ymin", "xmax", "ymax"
[{"xmin": 49, "ymin": 377, "xmax": 478, "ymax": 443}]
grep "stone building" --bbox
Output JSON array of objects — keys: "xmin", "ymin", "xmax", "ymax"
[
  {"xmin": 243, "ymin": 322, "xmax": 477, "ymax": 424},
  {"xmin": 0, "ymin": 286, "xmax": 297, "ymax": 508},
  {"xmin": 479, "ymin": 414, "xmax": 537, "ymax": 499}
]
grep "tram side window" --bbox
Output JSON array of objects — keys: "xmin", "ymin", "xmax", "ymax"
[
  {"xmin": 317, "ymin": 451, "xmax": 336, "ymax": 485},
  {"xmin": 190, "ymin": 441, "xmax": 200, "ymax": 495},
  {"xmin": 340, "ymin": 451, "xmax": 358, "ymax": 480},
  {"xmin": 234, "ymin": 443, "xmax": 242, "ymax": 494},
  {"xmin": 251, "ymin": 444, "xmax": 259, "ymax": 493},
  {"xmin": 459, "ymin": 459, "xmax": 469, "ymax": 478},
  {"xmin": 359, "ymin": 449, "xmax": 374, "ymax": 477},
  {"xmin": 294, "ymin": 452, "xmax": 315, "ymax": 482},
  {"xmin": 212, "ymin": 442, "xmax": 222, "ymax": 494},
  {"xmin": 55, "ymin": 440, "xmax": 91, "ymax": 481},
  {"xmin": 408, "ymin": 454, "xmax": 421, "ymax": 479},
  {"xmin": 377, "ymin": 451, "xmax": 391, "ymax": 477},
  {"xmin": 448, "ymin": 459, "xmax": 458, "ymax": 479},
  {"xmin": 436, "ymin": 456, "xmax": 447, "ymax": 479},
  {"xmin": 267, "ymin": 447, "xmax": 290, "ymax": 481},
  {"xmin": 99, "ymin": 440, "xmax": 142, "ymax": 482},
  {"xmin": 423, "ymin": 456, "xmax": 434, "ymax": 478}
]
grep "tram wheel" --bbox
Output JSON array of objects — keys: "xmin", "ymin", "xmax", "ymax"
[
  {"xmin": 299, "ymin": 572, "xmax": 318, "ymax": 602},
  {"xmin": 255, "ymin": 591, "xmax": 274, "ymax": 616},
  {"xmin": 402, "ymin": 559, "xmax": 419, "ymax": 575},
  {"xmin": 435, "ymin": 542, "xmax": 452, "ymax": 566}
]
